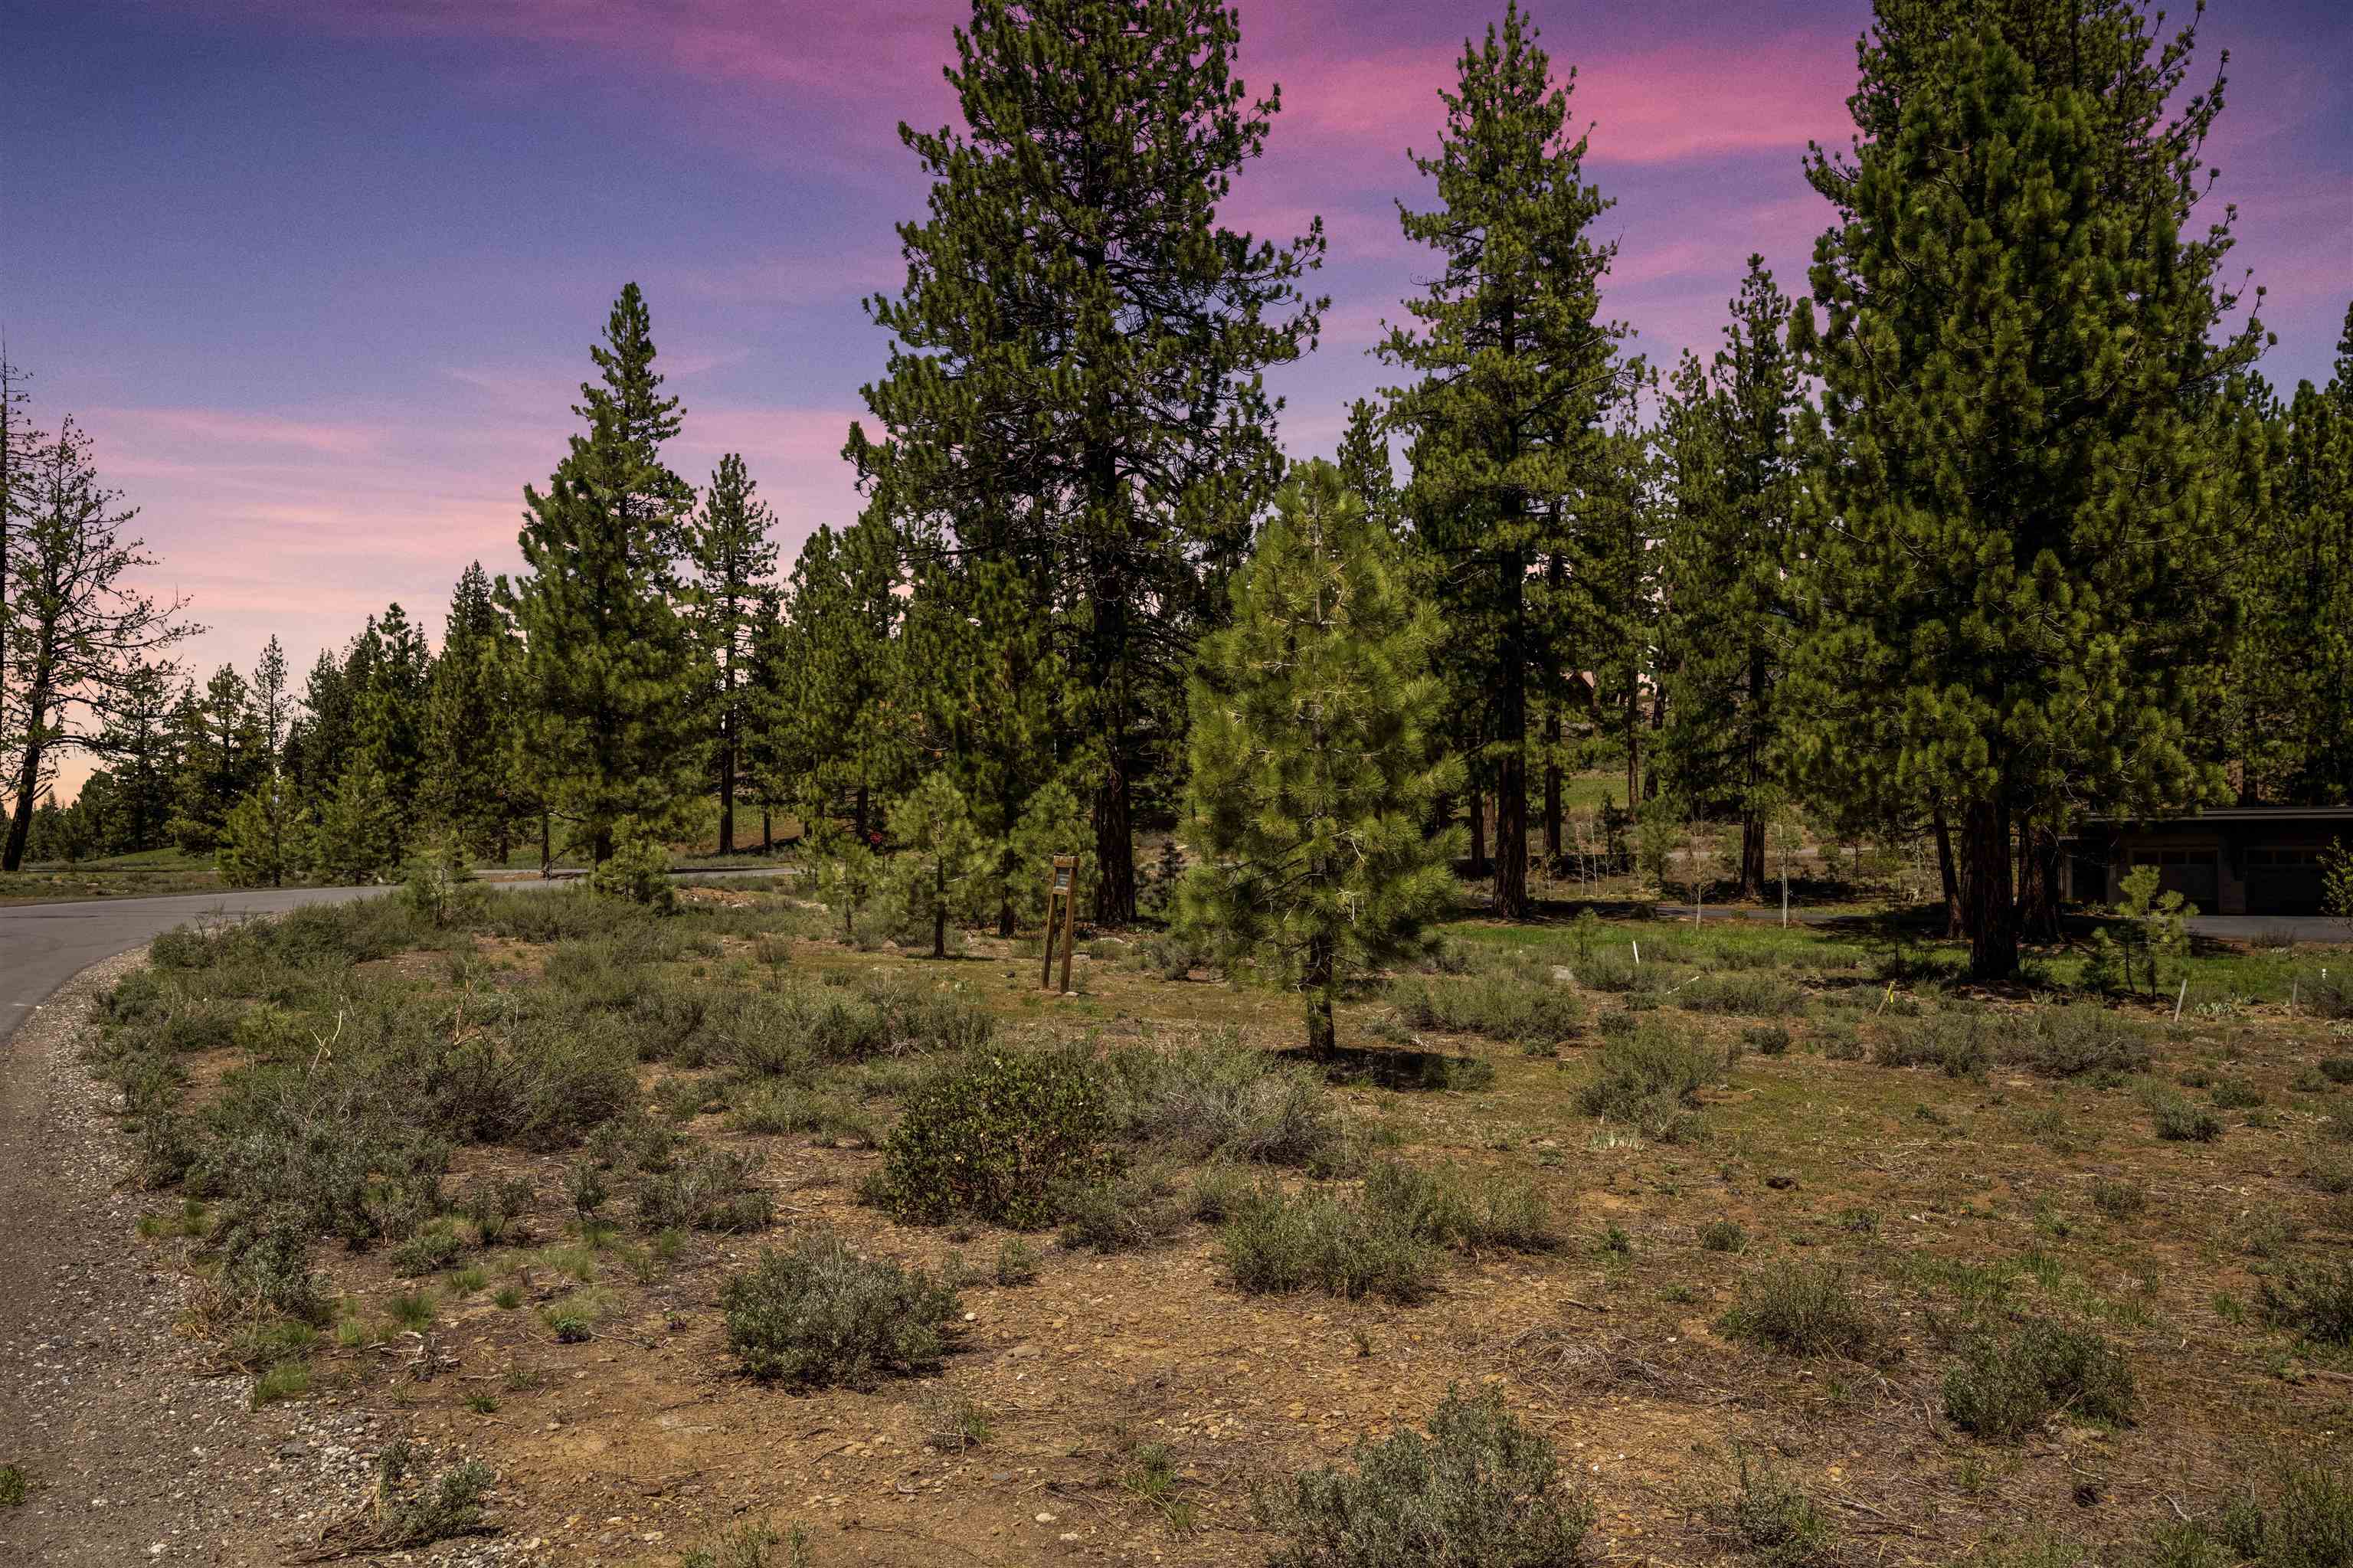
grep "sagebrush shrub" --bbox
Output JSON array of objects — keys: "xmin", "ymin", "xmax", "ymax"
[
  {"xmin": 2262, "ymin": 1260, "xmax": 2353, "ymax": 1345},
  {"xmin": 1260, "ymin": 1386, "xmax": 1592, "ymax": 1568},
  {"xmin": 1676, "ymin": 973, "xmax": 1805, "ymax": 1018},
  {"xmin": 876, "ymin": 1049, "xmax": 1114, "ymax": 1228},
  {"xmin": 1722, "ymin": 1261, "xmax": 1880, "ymax": 1359},
  {"xmin": 1055, "ymin": 1166, "xmax": 1189, "ymax": 1253},
  {"xmin": 1942, "ymin": 1318, "xmax": 2135, "ymax": 1438},
  {"xmin": 1707, "ymin": 1452, "xmax": 1835, "ymax": 1568},
  {"xmin": 636, "ymin": 1149, "xmax": 773, "ymax": 1232},
  {"xmin": 1220, "ymin": 1184, "xmax": 1442, "ymax": 1304},
  {"xmin": 1104, "ymin": 1040, "xmax": 1346, "ymax": 1169},
  {"xmin": 719, "ymin": 1232, "xmax": 958, "ymax": 1389},
  {"xmin": 1359, "ymin": 1160, "xmax": 1556, "ymax": 1253},
  {"xmin": 1396, "ymin": 975, "xmax": 1586, "ymax": 1050},
  {"xmin": 1577, "ymin": 1020, "xmax": 1725, "ymax": 1139}
]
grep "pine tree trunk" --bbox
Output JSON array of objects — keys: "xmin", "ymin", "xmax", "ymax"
[
  {"xmin": 1933, "ymin": 804, "xmax": 1965, "ymax": 938},
  {"xmin": 1094, "ymin": 768, "xmax": 1136, "ymax": 925},
  {"xmin": 1468, "ymin": 786, "xmax": 1488, "ymax": 879},
  {"xmin": 538, "ymin": 811, "xmax": 552, "ymax": 879},
  {"xmin": 761, "ymin": 807, "xmax": 772, "ymax": 855},
  {"xmin": 1543, "ymin": 704, "xmax": 1563, "ymax": 865},
  {"xmin": 1739, "ymin": 813, "xmax": 1766, "ymax": 901},
  {"xmin": 1962, "ymin": 798, "xmax": 2018, "ymax": 980},
  {"xmin": 1494, "ymin": 551, "xmax": 1530, "ymax": 919},
  {"xmin": 932, "ymin": 858, "xmax": 947, "ymax": 960},
  {"xmin": 2018, "ymin": 820, "xmax": 2062, "ymax": 941},
  {"xmin": 854, "ymin": 785, "xmax": 869, "ymax": 842},
  {"xmin": 1625, "ymin": 677, "xmax": 1641, "ymax": 810},
  {"xmin": 3, "ymin": 735, "xmax": 42, "ymax": 872},
  {"xmin": 718, "ymin": 717, "xmax": 735, "ymax": 856},
  {"xmin": 1304, "ymin": 931, "xmax": 1337, "ymax": 1057}
]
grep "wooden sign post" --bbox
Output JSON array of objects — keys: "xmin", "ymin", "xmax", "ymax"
[{"xmin": 1041, "ymin": 854, "xmax": 1078, "ymax": 994}]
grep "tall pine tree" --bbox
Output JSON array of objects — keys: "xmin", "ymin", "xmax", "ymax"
[
  {"xmin": 687, "ymin": 453, "xmax": 778, "ymax": 855},
  {"xmin": 1657, "ymin": 257, "xmax": 1803, "ymax": 897},
  {"xmin": 1787, "ymin": 5, "xmax": 2268, "ymax": 977},
  {"xmin": 513, "ymin": 283, "xmax": 705, "ymax": 864},
  {"xmin": 1379, "ymin": 2, "xmax": 1632, "ymax": 918},
  {"xmin": 847, "ymin": 0, "xmax": 1327, "ymax": 922},
  {"xmin": 424, "ymin": 563, "xmax": 520, "ymax": 855}
]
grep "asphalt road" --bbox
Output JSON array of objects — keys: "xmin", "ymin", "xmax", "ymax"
[
  {"xmin": 0, "ymin": 868, "xmax": 795, "ymax": 1051},
  {"xmin": 0, "ymin": 884, "xmax": 394, "ymax": 1047}
]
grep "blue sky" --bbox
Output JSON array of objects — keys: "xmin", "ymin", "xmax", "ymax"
[{"xmin": 5, "ymin": 0, "xmax": 2348, "ymax": 783}]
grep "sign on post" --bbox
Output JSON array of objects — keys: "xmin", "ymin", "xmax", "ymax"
[{"xmin": 1041, "ymin": 855, "xmax": 1078, "ymax": 994}]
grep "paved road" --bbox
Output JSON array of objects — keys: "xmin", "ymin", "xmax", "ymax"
[
  {"xmin": 0, "ymin": 868, "xmax": 794, "ymax": 1050},
  {"xmin": 0, "ymin": 885, "xmax": 394, "ymax": 1046}
]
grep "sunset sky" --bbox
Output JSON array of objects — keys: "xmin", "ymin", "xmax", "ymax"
[{"xmin": 7, "ymin": 0, "xmax": 2349, "ymax": 793}]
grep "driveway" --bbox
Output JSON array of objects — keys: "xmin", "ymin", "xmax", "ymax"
[{"xmin": 1648, "ymin": 902, "xmax": 2350, "ymax": 944}]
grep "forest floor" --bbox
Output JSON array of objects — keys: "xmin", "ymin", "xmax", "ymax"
[{"xmin": 10, "ymin": 880, "xmax": 2353, "ymax": 1567}]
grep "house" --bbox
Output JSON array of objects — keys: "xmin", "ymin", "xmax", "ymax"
[{"xmin": 2061, "ymin": 806, "xmax": 2352, "ymax": 915}]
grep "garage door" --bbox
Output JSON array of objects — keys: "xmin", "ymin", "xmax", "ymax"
[
  {"xmin": 2132, "ymin": 848, "xmax": 2217, "ymax": 909},
  {"xmin": 2246, "ymin": 846, "xmax": 2327, "ymax": 915}
]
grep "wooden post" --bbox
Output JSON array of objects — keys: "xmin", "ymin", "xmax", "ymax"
[{"xmin": 1042, "ymin": 855, "xmax": 1078, "ymax": 993}]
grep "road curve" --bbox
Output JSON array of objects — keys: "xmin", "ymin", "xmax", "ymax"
[
  {"xmin": 0, "ymin": 885, "xmax": 394, "ymax": 1048},
  {"xmin": 0, "ymin": 869, "xmax": 795, "ymax": 1051}
]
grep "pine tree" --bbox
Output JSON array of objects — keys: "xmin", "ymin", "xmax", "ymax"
[
  {"xmin": 768, "ymin": 516, "xmax": 912, "ymax": 839},
  {"xmin": 1180, "ymin": 462, "xmax": 1463, "ymax": 1054},
  {"xmin": 251, "ymin": 635, "xmax": 290, "ymax": 767},
  {"xmin": 902, "ymin": 554, "xmax": 1072, "ymax": 935},
  {"xmin": 1657, "ymin": 257, "xmax": 1803, "ymax": 896},
  {"xmin": 1787, "ymin": 6, "xmax": 2268, "ymax": 978},
  {"xmin": 2242, "ymin": 304, "xmax": 2353, "ymax": 802},
  {"xmin": 513, "ymin": 283, "xmax": 705, "ymax": 864},
  {"xmin": 847, "ymin": 0, "xmax": 1326, "ymax": 923},
  {"xmin": 1378, "ymin": 2, "xmax": 1632, "ymax": 918},
  {"xmin": 2, "ymin": 419, "xmax": 198, "ymax": 869},
  {"xmin": 168, "ymin": 663, "xmax": 260, "ymax": 854},
  {"xmin": 353, "ymin": 603, "xmax": 430, "ymax": 851},
  {"xmin": 309, "ymin": 756, "xmax": 399, "ymax": 883},
  {"xmin": 885, "ymin": 770, "xmax": 986, "ymax": 959},
  {"xmin": 687, "ymin": 453, "xmax": 778, "ymax": 855},
  {"xmin": 424, "ymin": 563, "xmax": 519, "ymax": 854},
  {"xmin": 1334, "ymin": 399, "xmax": 1399, "ymax": 536}
]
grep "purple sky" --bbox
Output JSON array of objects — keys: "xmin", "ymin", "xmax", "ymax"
[{"xmin": 7, "ymin": 0, "xmax": 2348, "ymax": 797}]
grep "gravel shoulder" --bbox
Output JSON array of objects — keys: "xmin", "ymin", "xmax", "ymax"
[{"xmin": 0, "ymin": 951, "xmax": 397, "ymax": 1565}]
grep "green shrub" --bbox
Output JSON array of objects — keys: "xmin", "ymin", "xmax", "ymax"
[
  {"xmin": 1576, "ymin": 1019, "xmax": 1725, "ymax": 1140},
  {"xmin": 1104, "ymin": 1041, "xmax": 1347, "ymax": 1169},
  {"xmin": 1055, "ymin": 1167, "xmax": 1189, "ymax": 1253},
  {"xmin": 2321, "ymin": 1058, "xmax": 2353, "ymax": 1085},
  {"xmin": 588, "ymin": 834, "xmax": 676, "ymax": 912},
  {"xmin": 875, "ymin": 1049, "xmax": 1114, "ymax": 1229},
  {"xmin": 1220, "ymin": 1185, "xmax": 1442, "ymax": 1304},
  {"xmin": 2211, "ymin": 1079, "xmax": 2266, "ymax": 1110},
  {"xmin": 1360, "ymin": 1160, "xmax": 1556, "ymax": 1253},
  {"xmin": 1876, "ymin": 1012, "xmax": 1995, "ymax": 1078},
  {"xmin": 1259, "ymin": 1386, "xmax": 1592, "ymax": 1568},
  {"xmin": 994, "ymin": 1237, "xmax": 1041, "ymax": 1286},
  {"xmin": 388, "ymin": 1228, "xmax": 466, "ymax": 1278},
  {"xmin": 1942, "ymin": 1318, "xmax": 2135, "ymax": 1439},
  {"xmin": 2090, "ymin": 1179, "xmax": 2146, "ymax": 1219},
  {"xmin": 2007, "ymin": 1007, "xmax": 2152, "ymax": 1078},
  {"xmin": 461, "ymin": 1177, "xmax": 535, "ymax": 1246},
  {"xmin": 1722, "ymin": 1262, "xmax": 1880, "ymax": 1359},
  {"xmin": 2261, "ymin": 1260, "xmax": 2353, "ymax": 1345},
  {"xmin": 380, "ymin": 1452, "xmax": 496, "ymax": 1546},
  {"xmin": 0, "ymin": 1464, "xmax": 23, "ymax": 1507},
  {"xmin": 719, "ymin": 1232, "xmax": 959, "ymax": 1389},
  {"xmin": 1743, "ymin": 1024, "xmax": 1792, "ymax": 1056},
  {"xmin": 1700, "ymin": 1219, "xmax": 1748, "ymax": 1252},
  {"xmin": 1677, "ymin": 974, "xmax": 1805, "ymax": 1018},
  {"xmin": 2205, "ymin": 1462, "xmax": 2353, "ymax": 1568},
  {"xmin": 1396, "ymin": 975, "xmax": 1585, "ymax": 1050},
  {"xmin": 2151, "ymin": 1095, "xmax": 2224, "ymax": 1143},
  {"xmin": 1707, "ymin": 1451, "xmax": 1834, "ymax": 1568},
  {"xmin": 635, "ymin": 1149, "xmax": 773, "ymax": 1233}
]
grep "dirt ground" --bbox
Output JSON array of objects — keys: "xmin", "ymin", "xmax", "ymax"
[{"xmin": 18, "ymin": 907, "xmax": 2353, "ymax": 1567}]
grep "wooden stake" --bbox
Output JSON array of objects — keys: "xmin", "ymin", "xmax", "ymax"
[{"xmin": 1042, "ymin": 855, "xmax": 1078, "ymax": 993}]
